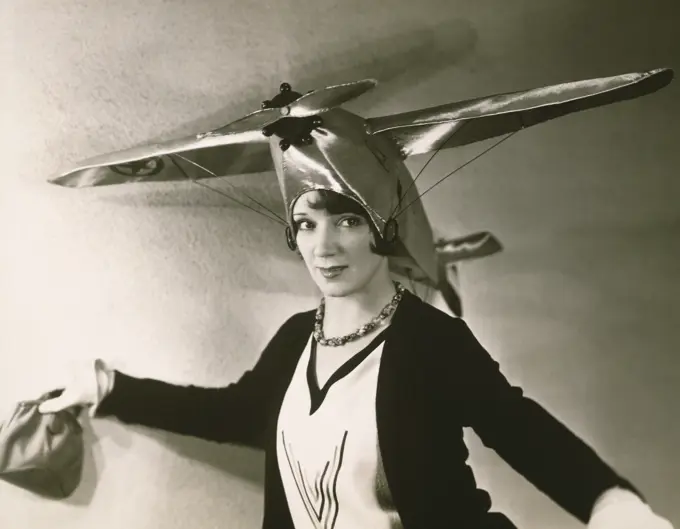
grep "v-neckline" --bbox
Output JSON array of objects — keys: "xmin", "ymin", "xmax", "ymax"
[{"xmin": 306, "ymin": 328, "xmax": 390, "ymax": 415}]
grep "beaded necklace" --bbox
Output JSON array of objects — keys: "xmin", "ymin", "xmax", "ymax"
[{"xmin": 313, "ymin": 282, "xmax": 405, "ymax": 347}]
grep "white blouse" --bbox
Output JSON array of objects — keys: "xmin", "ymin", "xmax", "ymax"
[{"xmin": 275, "ymin": 330, "xmax": 403, "ymax": 529}]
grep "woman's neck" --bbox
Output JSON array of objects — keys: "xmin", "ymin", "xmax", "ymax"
[{"xmin": 321, "ymin": 275, "xmax": 398, "ymax": 337}]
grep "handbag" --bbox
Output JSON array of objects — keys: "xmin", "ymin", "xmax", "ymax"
[{"xmin": 0, "ymin": 389, "xmax": 84, "ymax": 499}]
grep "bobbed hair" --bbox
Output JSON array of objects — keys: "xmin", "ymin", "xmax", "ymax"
[{"xmin": 288, "ymin": 189, "xmax": 399, "ymax": 256}]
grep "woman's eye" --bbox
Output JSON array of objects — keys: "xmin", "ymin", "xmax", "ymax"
[
  {"xmin": 294, "ymin": 220, "xmax": 313, "ymax": 231},
  {"xmin": 339, "ymin": 216, "xmax": 362, "ymax": 227}
]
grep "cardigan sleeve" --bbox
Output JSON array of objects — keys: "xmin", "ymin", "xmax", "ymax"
[
  {"xmin": 445, "ymin": 318, "xmax": 644, "ymax": 524},
  {"xmin": 94, "ymin": 312, "xmax": 305, "ymax": 449}
]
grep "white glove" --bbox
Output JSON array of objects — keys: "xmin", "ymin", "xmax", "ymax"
[
  {"xmin": 38, "ymin": 359, "xmax": 115, "ymax": 417},
  {"xmin": 588, "ymin": 488, "xmax": 674, "ymax": 529}
]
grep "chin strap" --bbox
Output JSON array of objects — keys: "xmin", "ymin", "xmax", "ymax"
[{"xmin": 285, "ymin": 226, "xmax": 297, "ymax": 251}]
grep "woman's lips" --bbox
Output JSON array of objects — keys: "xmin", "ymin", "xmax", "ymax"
[{"xmin": 317, "ymin": 266, "xmax": 347, "ymax": 279}]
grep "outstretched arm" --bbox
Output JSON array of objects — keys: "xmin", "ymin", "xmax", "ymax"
[
  {"xmin": 442, "ymin": 319, "xmax": 672, "ymax": 527},
  {"xmin": 90, "ymin": 311, "xmax": 309, "ymax": 449}
]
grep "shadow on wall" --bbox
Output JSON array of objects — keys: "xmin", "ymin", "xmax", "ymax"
[
  {"xmin": 95, "ymin": 172, "xmax": 286, "ymax": 220},
  {"xmin": 91, "ymin": 176, "xmax": 318, "ymax": 299},
  {"xmin": 48, "ymin": 418, "xmax": 258, "ymax": 503},
  {"xmin": 103, "ymin": 17, "xmax": 479, "ymax": 144},
  {"xmin": 55, "ymin": 417, "xmax": 264, "ymax": 506},
  {"xmin": 152, "ymin": 429, "xmax": 266, "ymax": 487},
  {"xmin": 288, "ymin": 18, "xmax": 479, "ymax": 115}
]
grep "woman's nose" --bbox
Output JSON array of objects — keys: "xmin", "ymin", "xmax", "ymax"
[{"xmin": 313, "ymin": 225, "xmax": 339, "ymax": 256}]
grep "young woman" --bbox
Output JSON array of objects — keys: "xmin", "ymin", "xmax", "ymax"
[{"xmin": 40, "ymin": 189, "xmax": 673, "ymax": 529}]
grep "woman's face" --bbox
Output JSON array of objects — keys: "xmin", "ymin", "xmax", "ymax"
[{"xmin": 292, "ymin": 191, "xmax": 389, "ymax": 298}]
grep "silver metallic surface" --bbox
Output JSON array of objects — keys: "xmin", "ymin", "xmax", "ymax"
[{"xmin": 47, "ymin": 69, "xmax": 674, "ymax": 299}]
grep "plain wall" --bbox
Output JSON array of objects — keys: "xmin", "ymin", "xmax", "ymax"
[{"xmin": 1, "ymin": 1, "xmax": 679, "ymax": 528}]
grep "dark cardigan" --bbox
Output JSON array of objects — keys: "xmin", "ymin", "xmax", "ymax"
[{"xmin": 96, "ymin": 290, "xmax": 641, "ymax": 529}]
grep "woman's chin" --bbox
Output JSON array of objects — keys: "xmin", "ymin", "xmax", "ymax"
[
  {"xmin": 315, "ymin": 276, "xmax": 357, "ymax": 298},
  {"xmin": 318, "ymin": 283, "xmax": 352, "ymax": 298}
]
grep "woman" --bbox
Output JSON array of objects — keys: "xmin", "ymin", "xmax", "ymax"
[
  {"xmin": 40, "ymin": 188, "xmax": 673, "ymax": 529},
  {"xmin": 40, "ymin": 70, "xmax": 676, "ymax": 528}
]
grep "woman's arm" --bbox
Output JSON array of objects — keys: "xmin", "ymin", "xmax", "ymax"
[
  {"xmin": 440, "ymin": 318, "xmax": 649, "ymax": 524},
  {"xmin": 94, "ymin": 311, "xmax": 309, "ymax": 449}
]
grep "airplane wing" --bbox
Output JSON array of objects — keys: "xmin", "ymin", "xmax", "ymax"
[
  {"xmin": 391, "ymin": 231, "xmax": 503, "ymax": 316},
  {"xmin": 49, "ymin": 78, "xmax": 379, "ymax": 188},
  {"xmin": 435, "ymin": 231, "xmax": 503, "ymax": 264},
  {"xmin": 432, "ymin": 231, "xmax": 504, "ymax": 316},
  {"xmin": 283, "ymin": 78, "xmax": 377, "ymax": 116},
  {"xmin": 367, "ymin": 68, "xmax": 674, "ymax": 157},
  {"xmin": 437, "ymin": 259, "xmax": 463, "ymax": 317},
  {"xmin": 49, "ymin": 125, "xmax": 273, "ymax": 188}
]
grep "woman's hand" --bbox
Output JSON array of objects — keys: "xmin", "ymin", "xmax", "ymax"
[
  {"xmin": 38, "ymin": 359, "xmax": 113, "ymax": 415},
  {"xmin": 588, "ymin": 488, "xmax": 674, "ymax": 529},
  {"xmin": 588, "ymin": 506, "xmax": 673, "ymax": 529}
]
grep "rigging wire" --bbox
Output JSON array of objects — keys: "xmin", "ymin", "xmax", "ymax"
[
  {"xmin": 389, "ymin": 122, "xmax": 468, "ymax": 220},
  {"xmin": 395, "ymin": 131, "xmax": 518, "ymax": 219},
  {"xmin": 168, "ymin": 154, "xmax": 286, "ymax": 225}
]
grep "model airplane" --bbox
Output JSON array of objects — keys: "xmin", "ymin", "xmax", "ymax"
[{"xmin": 48, "ymin": 68, "xmax": 673, "ymax": 315}]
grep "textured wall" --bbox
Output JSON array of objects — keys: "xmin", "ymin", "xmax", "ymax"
[{"xmin": 1, "ymin": 1, "xmax": 679, "ymax": 528}]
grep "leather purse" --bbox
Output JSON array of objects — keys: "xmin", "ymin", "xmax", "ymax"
[{"xmin": 0, "ymin": 390, "xmax": 84, "ymax": 499}]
